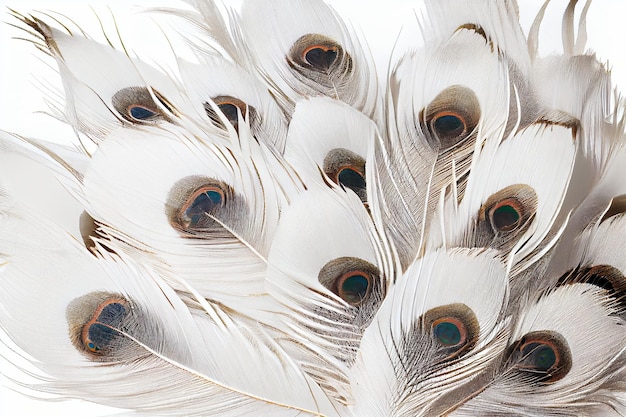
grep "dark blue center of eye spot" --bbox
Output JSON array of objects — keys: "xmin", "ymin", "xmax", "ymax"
[
  {"xmin": 337, "ymin": 168, "xmax": 366, "ymax": 192},
  {"xmin": 87, "ymin": 323, "xmax": 119, "ymax": 351},
  {"xmin": 305, "ymin": 47, "xmax": 337, "ymax": 70},
  {"xmin": 129, "ymin": 105, "xmax": 157, "ymax": 120},
  {"xmin": 85, "ymin": 302, "xmax": 127, "ymax": 353},
  {"xmin": 522, "ymin": 342, "xmax": 556, "ymax": 371},
  {"xmin": 434, "ymin": 321, "xmax": 462, "ymax": 346},
  {"xmin": 218, "ymin": 103, "xmax": 240, "ymax": 124},
  {"xmin": 98, "ymin": 302, "xmax": 126, "ymax": 324},
  {"xmin": 492, "ymin": 204, "xmax": 520, "ymax": 231},
  {"xmin": 433, "ymin": 114, "xmax": 464, "ymax": 137},
  {"xmin": 340, "ymin": 273, "xmax": 369, "ymax": 304},
  {"xmin": 185, "ymin": 189, "xmax": 224, "ymax": 226}
]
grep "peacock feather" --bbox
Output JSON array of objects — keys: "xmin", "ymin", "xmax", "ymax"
[{"xmin": 1, "ymin": 1, "xmax": 626, "ymax": 416}]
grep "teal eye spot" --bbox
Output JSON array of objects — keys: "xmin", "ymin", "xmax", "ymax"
[
  {"xmin": 522, "ymin": 342, "xmax": 557, "ymax": 372},
  {"xmin": 433, "ymin": 321, "xmax": 462, "ymax": 346},
  {"xmin": 514, "ymin": 331, "xmax": 570, "ymax": 382},
  {"xmin": 338, "ymin": 272, "xmax": 370, "ymax": 305},
  {"xmin": 492, "ymin": 203, "xmax": 521, "ymax": 231},
  {"xmin": 129, "ymin": 105, "xmax": 158, "ymax": 121}
]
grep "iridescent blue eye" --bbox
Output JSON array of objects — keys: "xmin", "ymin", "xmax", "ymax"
[
  {"xmin": 128, "ymin": 105, "xmax": 158, "ymax": 121},
  {"xmin": 432, "ymin": 317, "xmax": 466, "ymax": 347},
  {"xmin": 337, "ymin": 271, "xmax": 371, "ymax": 305},
  {"xmin": 183, "ymin": 186, "xmax": 225, "ymax": 227},
  {"xmin": 423, "ymin": 86, "xmax": 480, "ymax": 151},
  {"xmin": 318, "ymin": 257, "xmax": 380, "ymax": 311},
  {"xmin": 433, "ymin": 322, "xmax": 461, "ymax": 346}
]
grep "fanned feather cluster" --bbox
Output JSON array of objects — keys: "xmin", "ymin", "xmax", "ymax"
[{"xmin": 1, "ymin": 1, "xmax": 626, "ymax": 415}]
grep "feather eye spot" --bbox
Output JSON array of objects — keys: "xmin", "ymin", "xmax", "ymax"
[
  {"xmin": 477, "ymin": 185, "xmax": 538, "ymax": 250},
  {"xmin": 167, "ymin": 176, "xmax": 240, "ymax": 237},
  {"xmin": 318, "ymin": 257, "xmax": 382, "ymax": 307},
  {"xmin": 302, "ymin": 44, "xmax": 338, "ymax": 71},
  {"xmin": 218, "ymin": 103, "xmax": 240, "ymax": 122},
  {"xmin": 112, "ymin": 86, "xmax": 170, "ymax": 124},
  {"xmin": 511, "ymin": 331, "xmax": 571, "ymax": 383},
  {"xmin": 423, "ymin": 304, "xmax": 479, "ymax": 358},
  {"xmin": 337, "ymin": 270, "xmax": 371, "ymax": 305},
  {"xmin": 323, "ymin": 149, "xmax": 367, "ymax": 203},
  {"xmin": 490, "ymin": 199, "xmax": 522, "ymax": 232},
  {"xmin": 432, "ymin": 317, "xmax": 466, "ymax": 347},
  {"xmin": 422, "ymin": 86, "xmax": 480, "ymax": 150},
  {"xmin": 67, "ymin": 293, "xmax": 130, "ymax": 360},
  {"xmin": 181, "ymin": 185, "xmax": 226, "ymax": 228},
  {"xmin": 204, "ymin": 96, "xmax": 254, "ymax": 133},
  {"xmin": 520, "ymin": 342, "xmax": 556, "ymax": 372},
  {"xmin": 557, "ymin": 265, "xmax": 626, "ymax": 309},
  {"xmin": 288, "ymin": 34, "xmax": 353, "ymax": 88},
  {"xmin": 128, "ymin": 105, "xmax": 159, "ymax": 121},
  {"xmin": 81, "ymin": 298, "xmax": 127, "ymax": 355},
  {"xmin": 432, "ymin": 112, "xmax": 466, "ymax": 141}
]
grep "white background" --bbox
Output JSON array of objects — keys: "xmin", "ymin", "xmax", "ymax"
[{"xmin": 0, "ymin": 0, "xmax": 625, "ymax": 415}]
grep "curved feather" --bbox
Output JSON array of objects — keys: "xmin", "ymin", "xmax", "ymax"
[
  {"xmin": 380, "ymin": 16, "xmax": 514, "ymax": 268},
  {"xmin": 76, "ymin": 123, "xmax": 298, "ymax": 314},
  {"xmin": 429, "ymin": 115, "xmax": 578, "ymax": 276},
  {"xmin": 0, "ymin": 186, "xmax": 344, "ymax": 416},
  {"xmin": 349, "ymin": 248, "xmax": 509, "ymax": 416},
  {"xmin": 284, "ymin": 97, "xmax": 377, "ymax": 204},
  {"xmin": 264, "ymin": 185, "xmax": 393, "ymax": 405},
  {"xmin": 238, "ymin": 0, "xmax": 379, "ymax": 117},
  {"xmin": 450, "ymin": 284, "xmax": 626, "ymax": 416},
  {"xmin": 178, "ymin": 58, "xmax": 288, "ymax": 152},
  {"xmin": 14, "ymin": 15, "xmax": 201, "ymax": 144}
]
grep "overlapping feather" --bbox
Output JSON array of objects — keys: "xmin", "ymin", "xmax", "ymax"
[{"xmin": 1, "ymin": 0, "xmax": 626, "ymax": 416}]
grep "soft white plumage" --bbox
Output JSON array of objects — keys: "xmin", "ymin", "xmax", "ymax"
[{"xmin": 2, "ymin": 1, "xmax": 626, "ymax": 416}]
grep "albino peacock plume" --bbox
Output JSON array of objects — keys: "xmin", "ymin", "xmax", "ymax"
[{"xmin": 1, "ymin": 0, "xmax": 626, "ymax": 416}]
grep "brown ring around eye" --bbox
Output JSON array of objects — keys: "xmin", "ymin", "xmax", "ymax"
[
  {"xmin": 166, "ymin": 176, "xmax": 236, "ymax": 237},
  {"xmin": 430, "ymin": 111, "xmax": 467, "ymax": 142},
  {"xmin": 179, "ymin": 185, "xmax": 226, "ymax": 229},
  {"xmin": 336, "ymin": 269, "xmax": 372, "ymax": 306},
  {"xmin": 513, "ymin": 330, "xmax": 571, "ymax": 383},
  {"xmin": 489, "ymin": 198, "xmax": 523, "ymax": 232},
  {"xmin": 288, "ymin": 33, "xmax": 350, "ymax": 77},
  {"xmin": 432, "ymin": 316, "xmax": 467, "ymax": 347},
  {"xmin": 421, "ymin": 85, "xmax": 480, "ymax": 151},
  {"xmin": 318, "ymin": 257, "xmax": 381, "ymax": 308},
  {"xmin": 422, "ymin": 303, "xmax": 479, "ymax": 359}
]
